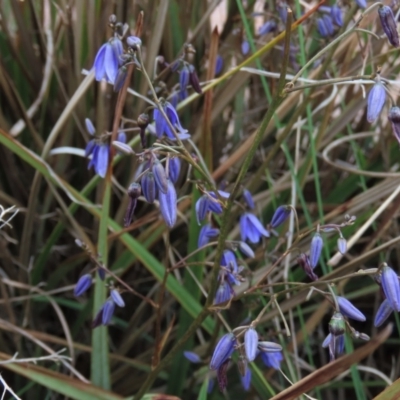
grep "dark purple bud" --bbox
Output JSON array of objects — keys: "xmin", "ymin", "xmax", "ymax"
[
  {"xmin": 310, "ymin": 233, "xmax": 323, "ymax": 268},
  {"xmin": 270, "ymin": 205, "xmax": 291, "ymax": 228},
  {"xmin": 329, "ymin": 312, "xmax": 346, "ymax": 336},
  {"xmin": 97, "ymin": 268, "xmax": 106, "ymax": 280},
  {"xmin": 217, "ymin": 359, "xmax": 229, "ymax": 391},
  {"xmin": 124, "ymin": 182, "xmax": 141, "ymax": 227},
  {"xmin": 378, "ymin": 6, "xmax": 399, "ymax": 47},
  {"xmin": 244, "ymin": 328, "xmax": 258, "ymax": 362},
  {"xmin": 238, "ymin": 241, "xmax": 255, "ymax": 258},
  {"xmin": 210, "ymin": 333, "xmax": 236, "ymax": 370},
  {"xmin": 331, "ymin": 5, "xmax": 343, "ymax": 27},
  {"xmin": 298, "ymin": 253, "xmax": 319, "ymax": 281},
  {"xmin": 141, "ymin": 171, "xmax": 157, "ymax": 204},
  {"xmin": 188, "ymin": 64, "xmax": 202, "ymax": 94},
  {"xmin": 168, "ymin": 157, "xmax": 181, "ymax": 183},
  {"xmin": 337, "ymin": 237, "xmax": 347, "ymax": 254},
  {"xmin": 240, "ymin": 213, "xmax": 270, "ymax": 244},
  {"xmin": 367, "ymin": 82, "xmax": 386, "ymax": 123},
  {"xmin": 241, "ymin": 367, "xmax": 251, "ymax": 391},
  {"xmin": 381, "ymin": 264, "xmax": 400, "ymax": 311},
  {"xmin": 242, "ymin": 189, "xmax": 255, "ymax": 209},
  {"xmin": 257, "ymin": 341, "xmax": 282, "ymax": 352},
  {"xmin": 183, "ymin": 351, "xmax": 202, "ymax": 363},
  {"xmin": 102, "ymin": 298, "xmax": 116, "ymax": 325},
  {"xmin": 388, "ymin": 106, "xmax": 400, "ymax": 144},
  {"xmin": 126, "ymin": 36, "xmax": 142, "ymax": 50},
  {"xmin": 337, "ymin": 296, "xmax": 366, "ymax": 321},
  {"xmin": 159, "ymin": 180, "xmax": 177, "ymax": 228},
  {"xmin": 152, "ymin": 159, "xmax": 169, "ymax": 194},
  {"xmin": 74, "ymin": 274, "xmax": 92, "ymax": 297},
  {"xmin": 110, "ymin": 289, "xmax": 125, "ymax": 307},
  {"xmin": 374, "ymin": 299, "xmax": 393, "ymax": 327},
  {"xmin": 258, "ymin": 20, "xmax": 277, "ymax": 36}
]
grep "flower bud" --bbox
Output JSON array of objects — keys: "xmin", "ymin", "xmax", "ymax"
[
  {"xmin": 110, "ymin": 289, "xmax": 125, "ymax": 308},
  {"xmin": 168, "ymin": 157, "xmax": 181, "ymax": 183},
  {"xmin": 242, "ymin": 189, "xmax": 255, "ymax": 209},
  {"xmin": 367, "ymin": 82, "xmax": 386, "ymax": 123},
  {"xmin": 331, "ymin": 5, "xmax": 343, "ymax": 27},
  {"xmin": 378, "ymin": 6, "xmax": 399, "ymax": 48},
  {"xmin": 159, "ymin": 180, "xmax": 177, "ymax": 228},
  {"xmin": 210, "ymin": 333, "xmax": 236, "ymax": 370},
  {"xmin": 244, "ymin": 328, "xmax": 258, "ymax": 362},
  {"xmin": 374, "ymin": 299, "xmax": 393, "ymax": 327},
  {"xmin": 152, "ymin": 159, "xmax": 169, "ymax": 194},
  {"xmin": 102, "ymin": 298, "xmax": 116, "ymax": 325},
  {"xmin": 74, "ymin": 274, "xmax": 92, "ymax": 297},
  {"xmin": 241, "ymin": 367, "xmax": 251, "ymax": 391},
  {"xmin": 141, "ymin": 171, "xmax": 157, "ymax": 204},
  {"xmin": 337, "ymin": 236, "xmax": 347, "ymax": 254},
  {"xmin": 310, "ymin": 233, "xmax": 323, "ymax": 268},
  {"xmin": 270, "ymin": 205, "xmax": 291, "ymax": 228},
  {"xmin": 337, "ymin": 296, "xmax": 366, "ymax": 321}
]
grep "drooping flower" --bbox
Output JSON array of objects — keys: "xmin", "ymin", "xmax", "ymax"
[
  {"xmin": 214, "ymin": 281, "xmax": 235, "ymax": 305},
  {"xmin": 322, "ymin": 332, "xmax": 345, "ymax": 361},
  {"xmin": 242, "ymin": 189, "xmax": 255, "ymax": 209},
  {"xmin": 270, "ymin": 205, "xmax": 291, "ymax": 228},
  {"xmin": 93, "ymin": 37, "xmax": 123, "ymax": 83},
  {"xmin": 378, "ymin": 6, "xmax": 399, "ymax": 48},
  {"xmin": 141, "ymin": 171, "xmax": 157, "ymax": 204},
  {"xmin": 260, "ymin": 350, "xmax": 283, "ymax": 369},
  {"xmin": 152, "ymin": 159, "xmax": 169, "ymax": 194},
  {"xmin": 198, "ymin": 224, "xmax": 219, "ymax": 248},
  {"xmin": 240, "ymin": 213, "xmax": 270, "ymax": 244},
  {"xmin": 331, "ymin": 5, "xmax": 343, "ymax": 27},
  {"xmin": 322, "ymin": 15, "xmax": 334, "ymax": 36},
  {"xmin": 168, "ymin": 157, "xmax": 181, "ymax": 183},
  {"xmin": 374, "ymin": 299, "xmax": 393, "ymax": 327},
  {"xmin": 110, "ymin": 289, "xmax": 125, "ymax": 308},
  {"xmin": 367, "ymin": 82, "xmax": 386, "ymax": 123},
  {"xmin": 153, "ymin": 101, "xmax": 189, "ymax": 140},
  {"xmin": 210, "ymin": 333, "xmax": 237, "ymax": 370}
]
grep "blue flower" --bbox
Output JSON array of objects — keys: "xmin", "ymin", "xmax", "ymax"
[
  {"xmin": 374, "ymin": 299, "xmax": 393, "ymax": 327},
  {"xmin": 380, "ymin": 264, "xmax": 400, "ymax": 312},
  {"xmin": 240, "ymin": 213, "xmax": 270, "ymax": 243},
  {"xmin": 244, "ymin": 328, "xmax": 258, "ymax": 362},
  {"xmin": 337, "ymin": 296, "xmax": 366, "ymax": 321},
  {"xmin": 214, "ymin": 281, "xmax": 235, "ymax": 305},
  {"xmin": 93, "ymin": 37, "xmax": 123, "ymax": 83},
  {"xmin": 270, "ymin": 205, "xmax": 291, "ymax": 228},
  {"xmin": 74, "ymin": 274, "xmax": 92, "ymax": 297},
  {"xmin": 210, "ymin": 333, "xmax": 236, "ymax": 370},
  {"xmin": 322, "ymin": 332, "xmax": 345, "ymax": 361},
  {"xmin": 310, "ymin": 233, "xmax": 323, "ymax": 268},
  {"xmin": 198, "ymin": 224, "xmax": 219, "ymax": 248},
  {"xmin": 260, "ymin": 350, "xmax": 283, "ymax": 369},
  {"xmin": 242, "ymin": 189, "xmax": 255, "ymax": 209},
  {"xmin": 241, "ymin": 367, "xmax": 252, "ymax": 391},
  {"xmin": 159, "ymin": 179, "xmax": 177, "ymax": 228}
]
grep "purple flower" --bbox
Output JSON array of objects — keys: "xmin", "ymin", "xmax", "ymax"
[
  {"xmin": 244, "ymin": 328, "xmax": 258, "ymax": 362},
  {"xmin": 380, "ymin": 264, "xmax": 400, "ymax": 312},
  {"xmin": 183, "ymin": 351, "xmax": 202, "ymax": 363},
  {"xmin": 168, "ymin": 157, "xmax": 181, "ymax": 183},
  {"xmin": 374, "ymin": 299, "xmax": 393, "ymax": 327},
  {"xmin": 388, "ymin": 106, "xmax": 400, "ymax": 144},
  {"xmin": 241, "ymin": 367, "xmax": 252, "ymax": 391},
  {"xmin": 152, "ymin": 159, "xmax": 169, "ymax": 194},
  {"xmin": 355, "ymin": 0, "xmax": 366, "ymax": 9},
  {"xmin": 195, "ymin": 191, "xmax": 228, "ymax": 224},
  {"xmin": 74, "ymin": 274, "xmax": 92, "ymax": 297},
  {"xmin": 310, "ymin": 233, "xmax": 323, "ymax": 268},
  {"xmin": 153, "ymin": 101, "xmax": 189, "ymax": 140},
  {"xmin": 141, "ymin": 171, "xmax": 157, "ymax": 204},
  {"xmin": 322, "ymin": 15, "xmax": 334, "ymax": 36},
  {"xmin": 270, "ymin": 205, "xmax": 291, "ymax": 228},
  {"xmin": 337, "ymin": 296, "xmax": 366, "ymax": 321},
  {"xmin": 242, "ymin": 189, "xmax": 255, "ymax": 209},
  {"xmin": 317, "ymin": 18, "xmax": 329, "ymax": 37},
  {"xmin": 110, "ymin": 289, "xmax": 125, "ymax": 307},
  {"xmin": 331, "ymin": 5, "xmax": 343, "ymax": 27},
  {"xmin": 159, "ymin": 179, "xmax": 177, "ymax": 228},
  {"xmin": 198, "ymin": 224, "xmax": 219, "ymax": 248},
  {"xmin": 240, "ymin": 213, "xmax": 270, "ymax": 243},
  {"xmin": 378, "ymin": 6, "xmax": 399, "ymax": 48},
  {"xmin": 214, "ymin": 281, "xmax": 235, "ymax": 305},
  {"xmin": 179, "ymin": 65, "xmax": 190, "ymax": 100},
  {"xmin": 367, "ymin": 82, "xmax": 386, "ymax": 123},
  {"xmin": 260, "ymin": 351, "xmax": 283, "ymax": 369},
  {"xmin": 258, "ymin": 20, "xmax": 277, "ymax": 36},
  {"xmin": 322, "ymin": 333, "xmax": 345, "ymax": 361},
  {"xmin": 93, "ymin": 37, "xmax": 123, "ymax": 83},
  {"xmin": 215, "ymin": 55, "xmax": 223, "ymax": 75},
  {"xmin": 210, "ymin": 333, "xmax": 236, "ymax": 370},
  {"xmin": 102, "ymin": 298, "xmax": 116, "ymax": 325},
  {"xmin": 241, "ymin": 40, "xmax": 250, "ymax": 55}
]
